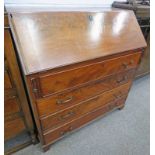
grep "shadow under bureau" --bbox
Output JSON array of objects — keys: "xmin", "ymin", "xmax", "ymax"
[{"xmin": 9, "ymin": 10, "xmax": 146, "ymax": 151}]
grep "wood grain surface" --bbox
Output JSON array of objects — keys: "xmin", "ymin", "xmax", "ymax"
[
  {"xmin": 10, "ymin": 11, "xmax": 146, "ymax": 75},
  {"xmin": 43, "ymin": 97, "xmax": 125, "ymax": 146},
  {"xmin": 37, "ymin": 70, "xmax": 134, "ymax": 117},
  {"xmin": 37, "ymin": 52, "xmax": 141, "ymax": 96},
  {"xmin": 10, "ymin": 11, "xmax": 146, "ymax": 151},
  {"xmin": 40, "ymin": 82, "xmax": 131, "ymax": 131}
]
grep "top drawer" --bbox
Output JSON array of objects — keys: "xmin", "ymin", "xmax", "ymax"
[{"xmin": 31, "ymin": 52, "xmax": 141, "ymax": 98}]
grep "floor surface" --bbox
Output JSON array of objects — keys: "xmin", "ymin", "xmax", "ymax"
[{"xmin": 13, "ymin": 75, "xmax": 150, "ymax": 155}]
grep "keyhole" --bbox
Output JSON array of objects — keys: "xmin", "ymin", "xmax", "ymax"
[{"xmin": 88, "ymin": 15, "xmax": 93, "ymax": 21}]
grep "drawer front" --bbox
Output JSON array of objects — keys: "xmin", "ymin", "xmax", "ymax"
[
  {"xmin": 34, "ymin": 52, "xmax": 141, "ymax": 97},
  {"xmin": 4, "ymin": 117, "xmax": 26, "ymax": 141},
  {"xmin": 37, "ymin": 70, "xmax": 134, "ymax": 117},
  {"xmin": 5, "ymin": 96, "xmax": 21, "ymax": 116},
  {"xmin": 43, "ymin": 98, "xmax": 125, "ymax": 145},
  {"xmin": 40, "ymin": 82, "xmax": 130, "ymax": 131}
]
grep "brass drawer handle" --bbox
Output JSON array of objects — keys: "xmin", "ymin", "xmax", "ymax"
[
  {"xmin": 113, "ymin": 91, "xmax": 123, "ymax": 99},
  {"xmin": 122, "ymin": 62, "xmax": 128, "ymax": 69},
  {"xmin": 116, "ymin": 76, "xmax": 127, "ymax": 84},
  {"xmin": 122, "ymin": 60, "xmax": 134, "ymax": 69},
  {"xmin": 60, "ymin": 126, "xmax": 73, "ymax": 136},
  {"xmin": 108, "ymin": 103, "xmax": 115, "ymax": 109},
  {"xmin": 56, "ymin": 96, "xmax": 73, "ymax": 105},
  {"xmin": 59, "ymin": 111, "xmax": 75, "ymax": 121}
]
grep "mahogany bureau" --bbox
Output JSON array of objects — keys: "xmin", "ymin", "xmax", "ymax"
[{"xmin": 9, "ymin": 10, "xmax": 146, "ymax": 151}]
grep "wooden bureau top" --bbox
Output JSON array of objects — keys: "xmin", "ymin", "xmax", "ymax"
[{"xmin": 10, "ymin": 11, "xmax": 146, "ymax": 75}]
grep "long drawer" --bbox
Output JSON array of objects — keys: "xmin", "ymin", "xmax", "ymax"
[
  {"xmin": 40, "ymin": 82, "xmax": 130, "ymax": 131},
  {"xmin": 32, "ymin": 52, "xmax": 141, "ymax": 98},
  {"xmin": 43, "ymin": 97, "xmax": 125, "ymax": 145},
  {"xmin": 37, "ymin": 70, "xmax": 134, "ymax": 117}
]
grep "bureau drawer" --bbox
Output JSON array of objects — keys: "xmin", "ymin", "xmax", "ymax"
[
  {"xmin": 5, "ymin": 96, "xmax": 21, "ymax": 116},
  {"xmin": 37, "ymin": 70, "xmax": 134, "ymax": 117},
  {"xmin": 4, "ymin": 117, "xmax": 26, "ymax": 141},
  {"xmin": 33, "ymin": 52, "xmax": 141, "ymax": 97},
  {"xmin": 40, "ymin": 82, "xmax": 130, "ymax": 131},
  {"xmin": 43, "ymin": 97, "xmax": 125, "ymax": 145}
]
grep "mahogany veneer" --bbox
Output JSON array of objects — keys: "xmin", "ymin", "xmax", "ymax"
[{"xmin": 10, "ymin": 10, "xmax": 146, "ymax": 151}]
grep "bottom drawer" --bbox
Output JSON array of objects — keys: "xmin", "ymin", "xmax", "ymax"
[
  {"xmin": 4, "ymin": 117, "xmax": 26, "ymax": 141},
  {"xmin": 43, "ymin": 98, "xmax": 125, "ymax": 146}
]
